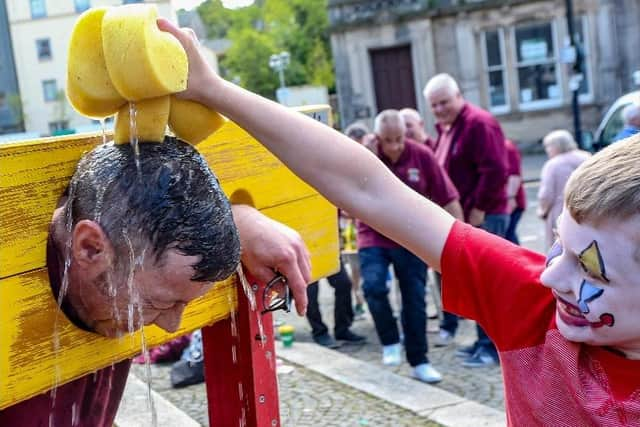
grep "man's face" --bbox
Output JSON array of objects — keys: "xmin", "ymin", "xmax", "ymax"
[
  {"xmin": 540, "ymin": 209, "xmax": 640, "ymax": 356},
  {"xmin": 90, "ymin": 249, "xmax": 214, "ymax": 337},
  {"xmin": 402, "ymin": 114, "xmax": 424, "ymax": 141},
  {"xmin": 377, "ymin": 123, "xmax": 405, "ymax": 163},
  {"xmin": 427, "ymin": 88, "xmax": 463, "ymax": 127}
]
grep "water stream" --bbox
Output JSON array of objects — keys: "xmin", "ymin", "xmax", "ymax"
[{"xmin": 128, "ymin": 102, "xmax": 141, "ymax": 175}]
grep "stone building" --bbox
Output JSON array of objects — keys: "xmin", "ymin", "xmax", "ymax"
[{"xmin": 328, "ymin": 0, "xmax": 640, "ymax": 144}]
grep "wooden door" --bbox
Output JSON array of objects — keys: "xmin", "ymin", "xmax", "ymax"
[{"xmin": 370, "ymin": 45, "xmax": 417, "ymax": 111}]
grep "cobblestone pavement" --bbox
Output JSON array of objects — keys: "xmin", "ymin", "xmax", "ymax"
[{"xmin": 130, "ymin": 361, "xmax": 440, "ymax": 426}]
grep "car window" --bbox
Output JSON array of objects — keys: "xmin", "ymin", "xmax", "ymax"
[{"xmin": 601, "ymin": 104, "xmax": 627, "ymax": 147}]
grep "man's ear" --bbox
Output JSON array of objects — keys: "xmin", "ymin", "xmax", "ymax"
[{"xmin": 71, "ymin": 220, "xmax": 113, "ymax": 272}]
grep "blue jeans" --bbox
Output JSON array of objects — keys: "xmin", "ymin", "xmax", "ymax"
[
  {"xmin": 359, "ymin": 246, "xmax": 428, "ymax": 366},
  {"xmin": 441, "ymin": 214, "xmax": 509, "ymax": 359},
  {"xmin": 505, "ymin": 208, "xmax": 524, "ymax": 245}
]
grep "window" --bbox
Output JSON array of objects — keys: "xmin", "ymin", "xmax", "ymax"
[
  {"xmin": 49, "ymin": 121, "xmax": 70, "ymax": 133},
  {"xmin": 483, "ymin": 29, "xmax": 508, "ymax": 113},
  {"xmin": 75, "ymin": 0, "xmax": 91, "ymax": 13},
  {"xmin": 36, "ymin": 39, "xmax": 51, "ymax": 61},
  {"xmin": 515, "ymin": 22, "xmax": 561, "ymax": 109},
  {"xmin": 42, "ymin": 80, "xmax": 58, "ymax": 102},
  {"xmin": 30, "ymin": 0, "xmax": 46, "ymax": 19},
  {"xmin": 122, "ymin": 0, "xmax": 143, "ymax": 3}
]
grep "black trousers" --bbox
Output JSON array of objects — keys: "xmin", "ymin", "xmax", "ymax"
[{"xmin": 306, "ymin": 262, "xmax": 354, "ymax": 337}]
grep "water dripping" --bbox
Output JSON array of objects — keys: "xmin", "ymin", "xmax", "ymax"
[
  {"xmin": 140, "ymin": 327, "xmax": 158, "ymax": 427},
  {"xmin": 123, "ymin": 230, "xmax": 138, "ymax": 340},
  {"xmin": 231, "ymin": 344, "xmax": 237, "ymax": 364},
  {"xmin": 71, "ymin": 402, "xmax": 79, "ymax": 427},
  {"xmin": 100, "ymin": 118, "xmax": 107, "ymax": 145},
  {"xmin": 128, "ymin": 102, "xmax": 141, "ymax": 175}
]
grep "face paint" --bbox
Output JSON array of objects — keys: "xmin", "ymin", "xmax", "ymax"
[
  {"xmin": 577, "ymin": 280, "xmax": 604, "ymax": 314},
  {"xmin": 546, "ymin": 240, "xmax": 563, "ymax": 266},
  {"xmin": 578, "ymin": 240, "xmax": 609, "ymax": 283}
]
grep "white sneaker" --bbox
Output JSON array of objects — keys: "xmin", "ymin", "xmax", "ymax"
[
  {"xmin": 412, "ymin": 363, "xmax": 442, "ymax": 384},
  {"xmin": 434, "ymin": 330, "xmax": 454, "ymax": 347},
  {"xmin": 382, "ymin": 343, "xmax": 402, "ymax": 366}
]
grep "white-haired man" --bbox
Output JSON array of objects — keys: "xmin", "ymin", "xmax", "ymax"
[
  {"xmin": 399, "ymin": 108, "xmax": 434, "ymax": 148},
  {"xmin": 423, "ymin": 73, "xmax": 509, "ymax": 367},
  {"xmin": 356, "ymin": 109, "xmax": 462, "ymax": 383},
  {"xmin": 613, "ymin": 103, "xmax": 640, "ymax": 142}
]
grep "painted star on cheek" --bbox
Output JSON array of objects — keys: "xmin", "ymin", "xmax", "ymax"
[
  {"xmin": 578, "ymin": 240, "xmax": 609, "ymax": 283},
  {"xmin": 577, "ymin": 280, "xmax": 604, "ymax": 314}
]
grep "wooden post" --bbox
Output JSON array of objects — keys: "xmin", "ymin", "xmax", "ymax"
[{"xmin": 203, "ymin": 272, "xmax": 280, "ymax": 426}]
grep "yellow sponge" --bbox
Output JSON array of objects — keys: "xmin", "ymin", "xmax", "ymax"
[
  {"xmin": 66, "ymin": 7, "xmax": 126, "ymax": 118},
  {"xmin": 102, "ymin": 4, "xmax": 188, "ymax": 101},
  {"xmin": 169, "ymin": 96, "xmax": 226, "ymax": 145},
  {"xmin": 114, "ymin": 96, "xmax": 171, "ymax": 144}
]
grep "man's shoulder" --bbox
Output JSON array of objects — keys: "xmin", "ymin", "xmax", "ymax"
[{"xmin": 462, "ymin": 102, "xmax": 501, "ymax": 128}]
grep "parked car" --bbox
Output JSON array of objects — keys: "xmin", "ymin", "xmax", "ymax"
[{"xmin": 584, "ymin": 90, "xmax": 640, "ymax": 151}]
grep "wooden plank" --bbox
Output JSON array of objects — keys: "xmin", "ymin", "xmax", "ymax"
[{"xmin": 0, "ymin": 120, "xmax": 318, "ymax": 279}]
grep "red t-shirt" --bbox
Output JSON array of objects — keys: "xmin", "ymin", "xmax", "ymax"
[
  {"xmin": 504, "ymin": 139, "xmax": 526, "ymax": 210},
  {"xmin": 442, "ymin": 222, "xmax": 640, "ymax": 426},
  {"xmin": 357, "ymin": 139, "xmax": 459, "ymax": 249}
]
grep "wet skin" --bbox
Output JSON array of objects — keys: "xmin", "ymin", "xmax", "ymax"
[{"xmin": 540, "ymin": 210, "xmax": 640, "ymax": 358}]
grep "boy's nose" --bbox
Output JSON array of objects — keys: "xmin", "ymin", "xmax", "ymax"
[{"xmin": 540, "ymin": 259, "xmax": 580, "ymax": 296}]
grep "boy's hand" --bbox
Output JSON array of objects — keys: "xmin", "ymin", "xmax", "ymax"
[
  {"xmin": 232, "ymin": 205, "xmax": 312, "ymax": 316},
  {"xmin": 156, "ymin": 18, "xmax": 222, "ymax": 105}
]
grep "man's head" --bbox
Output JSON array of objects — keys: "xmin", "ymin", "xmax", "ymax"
[
  {"xmin": 344, "ymin": 122, "xmax": 370, "ymax": 144},
  {"xmin": 51, "ymin": 137, "xmax": 241, "ymax": 337},
  {"xmin": 540, "ymin": 135, "xmax": 640, "ymax": 356},
  {"xmin": 399, "ymin": 108, "xmax": 427, "ymax": 142},
  {"xmin": 622, "ymin": 103, "xmax": 640, "ymax": 129},
  {"xmin": 374, "ymin": 109, "xmax": 406, "ymax": 163},
  {"xmin": 423, "ymin": 73, "xmax": 465, "ymax": 127},
  {"xmin": 542, "ymin": 129, "xmax": 577, "ymax": 158}
]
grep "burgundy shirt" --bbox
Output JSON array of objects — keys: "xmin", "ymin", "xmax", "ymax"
[
  {"xmin": 504, "ymin": 139, "xmax": 526, "ymax": 210},
  {"xmin": 0, "ymin": 234, "xmax": 131, "ymax": 427},
  {"xmin": 434, "ymin": 103, "xmax": 508, "ymax": 219},
  {"xmin": 357, "ymin": 139, "xmax": 459, "ymax": 249}
]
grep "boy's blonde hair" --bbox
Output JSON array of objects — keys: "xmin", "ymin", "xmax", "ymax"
[{"xmin": 565, "ymin": 134, "xmax": 640, "ymax": 224}]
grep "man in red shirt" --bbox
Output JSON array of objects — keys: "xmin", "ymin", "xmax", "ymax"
[
  {"xmin": 504, "ymin": 139, "xmax": 526, "ymax": 244},
  {"xmin": 357, "ymin": 109, "xmax": 462, "ymax": 383},
  {"xmin": 424, "ymin": 73, "xmax": 509, "ymax": 367}
]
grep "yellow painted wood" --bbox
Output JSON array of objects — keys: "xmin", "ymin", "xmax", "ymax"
[{"xmin": 0, "ymin": 106, "xmax": 339, "ymax": 409}]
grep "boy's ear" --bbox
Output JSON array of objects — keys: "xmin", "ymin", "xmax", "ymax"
[{"xmin": 71, "ymin": 220, "xmax": 113, "ymax": 272}]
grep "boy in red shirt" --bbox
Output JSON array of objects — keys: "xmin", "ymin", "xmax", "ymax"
[{"xmin": 164, "ymin": 19, "xmax": 640, "ymax": 425}]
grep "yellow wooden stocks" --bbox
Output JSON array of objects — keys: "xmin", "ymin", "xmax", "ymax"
[{"xmin": 0, "ymin": 106, "xmax": 339, "ymax": 409}]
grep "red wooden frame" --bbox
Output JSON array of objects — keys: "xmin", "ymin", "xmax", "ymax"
[{"xmin": 202, "ymin": 273, "xmax": 280, "ymax": 426}]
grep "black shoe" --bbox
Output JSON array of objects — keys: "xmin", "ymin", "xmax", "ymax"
[
  {"xmin": 335, "ymin": 330, "xmax": 366, "ymax": 343},
  {"xmin": 313, "ymin": 333, "xmax": 342, "ymax": 349},
  {"xmin": 455, "ymin": 343, "xmax": 477, "ymax": 358},
  {"xmin": 170, "ymin": 360, "xmax": 204, "ymax": 388}
]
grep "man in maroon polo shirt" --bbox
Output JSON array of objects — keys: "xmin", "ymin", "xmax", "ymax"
[
  {"xmin": 357, "ymin": 109, "xmax": 462, "ymax": 384},
  {"xmin": 423, "ymin": 73, "xmax": 509, "ymax": 368},
  {"xmin": 399, "ymin": 108, "xmax": 435, "ymax": 148}
]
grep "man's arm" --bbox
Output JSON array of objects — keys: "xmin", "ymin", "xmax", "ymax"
[
  {"xmin": 159, "ymin": 20, "xmax": 454, "ymax": 271},
  {"xmin": 231, "ymin": 205, "xmax": 311, "ymax": 315}
]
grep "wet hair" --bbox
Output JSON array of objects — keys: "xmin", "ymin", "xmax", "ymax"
[
  {"xmin": 68, "ymin": 136, "xmax": 240, "ymax": 282},
  {"xmin": 565, "ymin": 133, "xmax": 640, "ymax": 225},
  {"xmin": 344, "ymin": 122, "xmax": 369, "ymax": 142}
]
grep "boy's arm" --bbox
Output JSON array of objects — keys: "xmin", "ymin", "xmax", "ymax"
[{"xmin": 159, "ymin": 19, "xmax": 455, "ymax": 271}]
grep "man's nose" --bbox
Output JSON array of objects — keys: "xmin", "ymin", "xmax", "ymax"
[{"xmin": 154, "ymin": 303, "xmax": 186, "ymax": 332}]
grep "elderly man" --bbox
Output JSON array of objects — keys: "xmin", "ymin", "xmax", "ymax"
[
  {"xmin": 0, "ymin": 137, "xmax": 312, "ymax": 426},
  {"xmin": 424, "ymin": 73, "xmax": 508, "ymax": 367},
  {"xmin": 613, "ymin": 103, "xmax": 640, "ymax": 142},
  {"xmin": 357, "ymin": 109, "xmax": 462, "ymax": 383},
  {"xmin": 399, "ymin": 108, "xmax": 434, "ymax": 147}
]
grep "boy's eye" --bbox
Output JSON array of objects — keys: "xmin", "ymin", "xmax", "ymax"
[{"xmin": 578, "ymin": 240, "xmax": 609, "ymax": 283}]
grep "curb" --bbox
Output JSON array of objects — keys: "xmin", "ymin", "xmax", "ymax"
[
  {"xmin": 116, "ymin": 373, "xmax": 201, "ymax": 427},
  {"xmin": 277, "ymin": 342, "xmax": 506, "ymax": 427}
]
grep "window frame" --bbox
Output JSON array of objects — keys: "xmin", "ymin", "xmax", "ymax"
[
  {"xmin": 513, "ymin": 20, "xmax": 563, "ymax": 111},
  {"xmin": 35, "ymin": 38, "xmax": 52, "ymax": 61},
  {"xmin": 574, "ymin": 15, "xmax": 593, "ymax": 104},
  {"xmin": 30, "ymin": 0, "xmax": 47, "ymax": 19},
  {"xmin": 482, "ymin": 28, "xmax": 510, "ymax": 115},
  {"xmin": 42, "ymin": 79, "xmax": 58, "ymax": 102}
]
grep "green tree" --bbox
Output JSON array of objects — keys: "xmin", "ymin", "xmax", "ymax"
[{"xmin": 197, "ymin": 0, "xmax": 334, "ymax": 99}]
